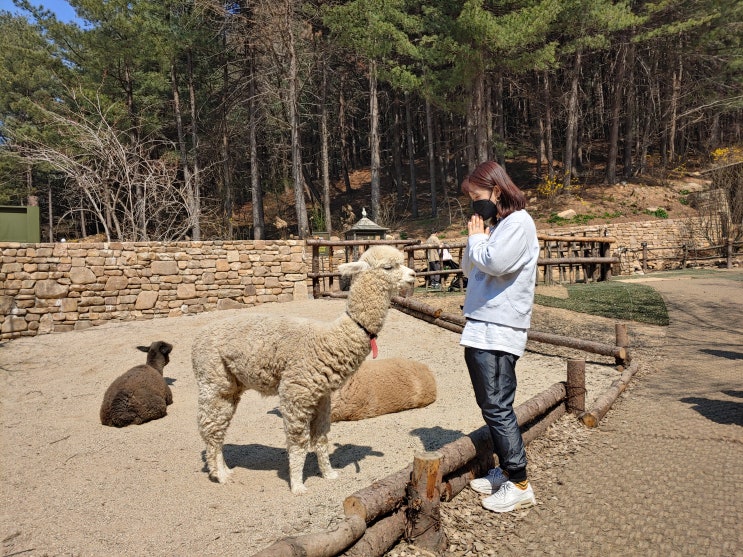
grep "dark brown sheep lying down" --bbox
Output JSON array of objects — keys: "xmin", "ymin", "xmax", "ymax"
[{"xmin": 100, "ymin": 341, "xmax": 174, "ymax": 427}]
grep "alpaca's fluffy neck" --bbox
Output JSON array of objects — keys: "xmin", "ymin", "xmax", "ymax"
[{"xmin": 344, "ymin": 270, "xmax": 394, "ymax": 336}]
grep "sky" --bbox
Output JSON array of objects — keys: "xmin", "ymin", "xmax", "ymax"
[{"xmin": 0, "ymin": 0, "xmax": 81, "ymax": 24}]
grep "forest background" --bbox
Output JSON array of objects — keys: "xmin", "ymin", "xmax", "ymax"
[{"xmin": 1, "ymin": 0, "xmax": 741, "ymax": 243}]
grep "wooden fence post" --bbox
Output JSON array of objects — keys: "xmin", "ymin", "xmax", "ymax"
[
  {"xmin": 405, "ymin": 451, "xmax": 447, "ymax": 555},
  {"xmin": 727, "ymin": 237, "xmax": 734, "ymax": 269},
  {"xmin": 566, "ymin": 359, "xmax": 586, "ymax": 415},
  {"xmin": 641, "ymin": 242, "xmax": 648, "ymax": 273},
  {"xmin": 615, "ymin": 323, "xmax": 629, "ymax": 369}
]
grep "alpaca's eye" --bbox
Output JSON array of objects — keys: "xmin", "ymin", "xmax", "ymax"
[{"xmin": 383, "ymin": 265, "xmax": 394, "ymax": 270}]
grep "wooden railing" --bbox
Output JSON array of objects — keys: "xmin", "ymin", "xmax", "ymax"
[
  {"xmin": 630, "ymin": 237, "xmax": 742, "ymax": 272},
  {"xmin": 306, "ymin": 233, "xmax": 619, "ymax": 297}
]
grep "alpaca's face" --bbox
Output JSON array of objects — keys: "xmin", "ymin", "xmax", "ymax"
[{"xmin": 359, "ymin": 246, "xmax": 416, "ymax": 296}]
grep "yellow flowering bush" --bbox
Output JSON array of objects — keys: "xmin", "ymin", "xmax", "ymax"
[
  {"xmin": 536, "ymin": 174, "xmax": 580, "ymax": 206},
  {"xmin": 711, "ymin": 146, "xmax": 743, "ymax": 164}
]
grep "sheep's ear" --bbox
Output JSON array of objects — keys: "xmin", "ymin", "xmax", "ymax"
[
  {"xmin": 137, "ymin": 345, "xmax": 149, "ymax": 353},
  {"xmin": 338, "ymin": 260, "xmax": 370, "ymax": 277},
  {"xmin": 159, "ymin": 343, "xmax": 173, "ymax": 356}
]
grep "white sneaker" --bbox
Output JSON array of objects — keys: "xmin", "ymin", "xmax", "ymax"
[
  {"xmin": 469, "ymin": 467, "xmax": 508, "ymax": 495},
  {"xmin": 482, "ymin": 481, "xmax": 536, "ymax": 513}
]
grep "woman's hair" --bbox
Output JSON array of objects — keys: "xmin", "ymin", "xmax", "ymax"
[{"xmin": 462, "ymin": 161, "xmax": 526, "ymax": 219}]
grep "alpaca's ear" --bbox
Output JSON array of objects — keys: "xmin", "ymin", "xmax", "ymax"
[
  {"xmin": 137, "ymin": 345, "xmax": 149, "ymax": 353},
  {"xmin": 339, "ymin": 260, "xmax": 370, "ymax": 277}
]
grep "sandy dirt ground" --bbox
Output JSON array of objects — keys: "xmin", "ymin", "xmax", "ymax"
[{"xmin": 1, "ymin": 297, "xmax": 628, "ymax": 556}]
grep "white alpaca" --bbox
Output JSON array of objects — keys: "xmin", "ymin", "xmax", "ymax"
[{"xmin": 192, "ymin": 245, "xmax": 416, "ymax": 494}]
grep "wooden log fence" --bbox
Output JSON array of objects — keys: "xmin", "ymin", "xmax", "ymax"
[{"xmin": 633, "ymin": 238, "xmax": 741, "ymax": 272}]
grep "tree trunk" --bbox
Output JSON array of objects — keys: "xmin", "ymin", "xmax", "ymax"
[
  {"xmin": 369, "ymin": 59, "xmax": 381, "ymax": 222},
  {"xmin": 465, "ymin": 89, "xmax": 476, "ymax": 171},
  {"xmin": 543, "ymin": 70, "xmax": 555, "ymax": 181},
  {"xmin": 286, "ymin": 1, "xmax": 309, "ymax": 238},
  {"xmin": 606, "ymin": 42, "xmax": 626, "ymax": 185},
  {"xmin": 47, "ymin": 182, "xmax": 53, "ymax": 242},
  {"xmin": 186, "ymin": 50, "xmax": 202, "ymax": 241},
  {"xmin": 221, "ymin": 33, "xmax": 233, "ymax": 239},
  {"xmin": 563, "ymin": 51, "xmax": 582, "ymax": 189},
  {"xmin": 623, "ymin": 42, "xmax": 636, "ymax": 178},
  {"xmin": 426, "ymin": 98, "xmax": 437, "ymax": 218},
  {"xmin": 391, "ymin": 96, "xmax": 404, "ymax": 200},
  {"xmin": 405, "ymin": 92, "xmax": 418, "ymax": 218},
  {"xmin": 472, "ymin": 71, "xmax": 488, "ymax": 165},
  {"xmin": 493, "ymin": 73, "xmax": 505, "ymax": 165},
  {"xmin": 170, "ymin": 62, "xmax": 195, "ymax": 237},
  {"xmin": 339, "ymin": 76, "xmax": 352, "ymax": 194},
  {"xmin": 79, "ymin": 198, "xmax": 87, "ymax": 238},
  {"xmin": 668, "ymin": 48, "xmax": 683, "ymax": 165},
  {"xmin": 320, "ymin": 59, "xmax": 332, "ymax": 236},
  {"xmin": 248, "ymin": 51, "xmax": 264, "ymax": 240}
]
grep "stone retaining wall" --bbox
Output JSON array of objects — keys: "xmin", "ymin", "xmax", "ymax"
[{"xmin": 1, "ymin": 240, "xmax": 308, "ymax": 340}]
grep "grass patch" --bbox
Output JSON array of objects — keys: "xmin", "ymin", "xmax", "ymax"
[{"xmin": 535, "ymin": 280, "xmax": 669, "ymax": 325}]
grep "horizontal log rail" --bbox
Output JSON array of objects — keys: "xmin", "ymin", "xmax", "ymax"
[
  {"xmin": 538, "ymin": 256, "xmax": 619, "ymax": 265},
  {"xmin": 252, "ymin": 515, "xmax": 367, "ymax": 557},
  {"xmin": 538, "ymin": 233, "xmax": 616, "ymax": 244},
  {"xmin": 392, "ymin": 299, "xmax": 629, "ymax": 364},
  {"xmin": 581, "ymin": 360, "xmax": 640, "ymax": 427},
  {"xmin": 306, "ymin": 239, "xmax": 420, "ymax": 247}
]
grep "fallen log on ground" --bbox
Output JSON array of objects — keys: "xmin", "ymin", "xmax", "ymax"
[
  {"xmin": 580, "ymin": 360, "xmax": 640, "ymax": 427},
  {"xmin": 341, "ymin": 509, "xmax": 406, "ymax": 557},
  {"xmin": 343, "ymin": 465, "xmax": 413, "ymax": 524},
  {"xmin": 252, "ymin": 515, "xmax": 366, "ymax": 557}
]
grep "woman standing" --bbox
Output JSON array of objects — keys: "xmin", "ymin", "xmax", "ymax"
[{"xmin": 460, "ymin": 160, "xmax": 540, "ymax": 513}]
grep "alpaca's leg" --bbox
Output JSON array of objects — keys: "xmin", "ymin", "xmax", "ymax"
[
  {"xmin": 197, "ymin": 388, "xmax": 240, "ymax": 483},
  {"xmin": 132, "ymin": 390, "xmax": 168, "ymax": 423},
  {"xmin": 282, "ymin": 403, "xmax": 312, "ymax": 495},
  {"xmin": 286, "ymin": 444, "xmax": 309, "ymax": 495},
  {"xmin": 311, "ymin": 395, "xmax": 338, "ymax": 480}
]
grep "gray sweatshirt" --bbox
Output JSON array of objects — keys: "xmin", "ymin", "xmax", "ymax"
[{"xmin": 461, "ymin": 210, "xmax": 540, "ymax": 329}]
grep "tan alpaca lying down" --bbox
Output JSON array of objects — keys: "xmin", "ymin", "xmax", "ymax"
[{"xmin": 331, "ymin": 358, "xmax": 437, "ymax": 422}]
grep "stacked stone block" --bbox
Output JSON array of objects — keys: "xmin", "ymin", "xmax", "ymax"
[{"xmin": 1, "ymin": 240, "xmax": 308, "ymax": 340}]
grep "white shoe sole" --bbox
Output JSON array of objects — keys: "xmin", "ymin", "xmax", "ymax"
[
  {"xmin": 469, "ymin": 481, "xmax": 502, "ymax": 495},
  {"xmin": 482, "ymin": 496, "xmax": 536, "ymax": 513}
]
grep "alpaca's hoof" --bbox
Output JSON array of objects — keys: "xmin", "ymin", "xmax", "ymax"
[
  {"xmin": 323, "ymin": 470, "xmax": 339, "ymax": 480},
  {"xmin": 210, "ymin": 466, "xmax": 233, "ymax": 484},
  {"xmin": 291, "ymin": 483, "xmax": 308, "ymax": 495}
]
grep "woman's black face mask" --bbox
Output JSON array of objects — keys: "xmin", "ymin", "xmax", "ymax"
[{"xmin": 472, "ymin": 199, "xmax": 497, "ymax": 221}]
